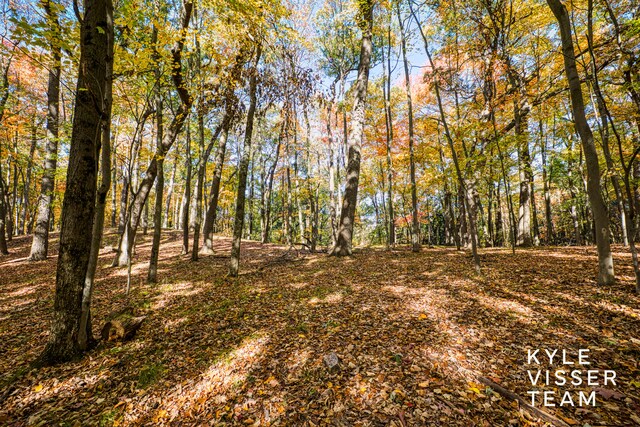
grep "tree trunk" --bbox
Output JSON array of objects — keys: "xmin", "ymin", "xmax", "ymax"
[
  {"xmin": 148, "ymin": 102, "xmax": 164, "ymax": 282},
  {"xmin": 181, "ymin": 126, "xmax": 192, "ymax": 254},
  {"xmin": 111, "ymin": 143, "xmax": 117, "ymax": 228},
  {"xmin": 20, "ymin": 123, "xmax": 37, "ymax": 235},
  {"xmin": 384, "ymin": 11, "xmax": 395, "ymax": 248},
  {"xmin": 40, "ymin": 0, "xmax": 110, "ymax": 365},
  {"xmin": 516, "ymin": 105, "xmax": 533, "ymax": 247},
  {"xmin": 0, "ymin": 161, "xmax": 7, "ymax": 255},
  {"xmin": 148, "ymin": 27, "xmax": 164, "ymax": 282},
  {"xmin": 327, "ymin": 99, "xmax": 338, "ymax": 247},
  {"xmin": 547, "ymin": 0, "xmax": 614, "ymax": 284},
  {"xmin": 229, "ymin": 44, "xmax": 261, "ymax": 277},
  {"xmin": 192, "ymin": 110, "xmax": 205, "ymax": 261},
  {"xmin": 112, "ymin": 0, "xmax": 193, "ymax": 267},
  {"xmin": 397, "ymin": 3, "xmax": 420, "ymax": 252},
  {"xmin": 330, "ymin": 0, "xmax": 373, "ymax": 256},
  {"xmin": 29, "ymin": 0, "xmax": 61, "ymax": 261},
  {"xmin": 201, "ymin": 124, "xmax": 230, "ymax": 252},
  {"xmin": 163, "ymin": 159, "xmax": 176, "ymax": 228},
  {"xmin": 260, "ymin": 120, "xmax": 283, "ymax": 244}
]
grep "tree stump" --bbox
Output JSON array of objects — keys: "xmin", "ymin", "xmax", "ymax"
[{"xmin": 101, "ymin": 315, "xmax": 146, "ymax": 342}]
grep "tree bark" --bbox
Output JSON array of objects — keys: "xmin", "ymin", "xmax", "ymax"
[
  {"xmin": 229, "ymin": 44, "xmax": 261, "ymax": 277},
  {"xmin": 29, "ymin": 0, "xmax": 61, "ymax": 261},
  {"xmin": 40, "ymin": 0, "xmax": 111, "ymax": 364},
  {"xmin": 78, "ymin": 2, "xmax": 114, "ymax": 350},
  {"xmin": 547, "ymin": 0, "xmax": 615, "ymax": 285},
  {"xmin": 0, "ymin": 160, "xmax": 7, "ymax": 255},
  {"xmin": 112, "ymin": 0, "xmax": 193, "ymax": 267},
  {"xmin": 330, "ymin": 0, "xmax": 374, "ymax": 256},
  {"xmin": 148, "ymin": 25, "xmax": 164, "ymax": 282},
  {"xmin": 397, "ymin": 3, "xmax": 420, "ymax": 252}
]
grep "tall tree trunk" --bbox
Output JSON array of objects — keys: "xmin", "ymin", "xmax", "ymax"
[
  {"xmin": 0, "ymin": 160, "xmax": 7, "ymax": 255},
  {"xmin": 330, "ymin": 0, "xmax": 373, "ymax": 256},
  {"xmin": 163, "ymin": 158, "xmax": 176, "ymax": 228},
  {"xmin": 411, "ymin": 1, "xmax": 480, "ymax": 271},
  {"xmin": 585, "ymin": 2, "xmax": 627, "ymax": 247},
  {"xmin": 181, "ymin": 126, "xmax": 192, "ymax": 254},
  {"xmin": 148, "ymin": 97, "xmax": 164, "ymax": 282},
  {"xmin": 382, "ymin": 23, "xmax": 395, "ymax": 248},
  {"xmin": 327, "ymin": 98, "xmax": 338, "ymax": 247},
  {"xmin": 20, "ymin": 122, "xmax": 37, "ymax": 235},
  {"xmin": 260, "ymin": 119, "xmax": 283, "ymax": 244},
  {"xmin": 111, "ymin": 143, "xmax": 117, "ymax": 228},
  {"xmin": 397, "ymin": 3, "xmax": 420, "ymax": 252},
  {"xmin": 192, "ymin": 108, "xmax": 205, "ymax": 261},
  {"xmin": 79, "ymin": 9, "xmax": 114, "ymax": 350},
  {"xmin": 541, "ymin": 119, "xmax": 554, "ymax": 244},
  {"xmin": 40, "ymin": 0, "xmax": 110, "ymax": 364},
  {"xmin": 547, "ymin": 0, "xmax": 614, "ymax": 285},
  {"xmin": 229, "ymin": 44, "xmax": 261, "ymax": 277},
  {"xmin": 516, "ymin": 104, "xmax": 533, "ymax": 247},
  {"xmin": 148, "ymin": 24, "xmax": 165, "ymax": 282},
  {"xmin": 112, "ymin": 0, "xmax": 193, "ymax": 267},
  {"xmin": 29, "ymin": 0, "xmax": 61, "ymax": 261},
  {"xmin": 201, "ymin": 124, "xmax": 230, "ymax": 252}
]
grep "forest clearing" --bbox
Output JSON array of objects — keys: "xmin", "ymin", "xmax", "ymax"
[
  {"xmin": 1, "ymin": 232, "xmax": 639, "ymax": 426},
  {"xmin": 2, "ymin": 0, "xmax": 640, "ymax": 424}
]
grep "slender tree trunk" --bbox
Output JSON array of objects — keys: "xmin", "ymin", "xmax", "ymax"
[
  {"xmin": 229, "ymin": 44, "xmax": 261, "ymax": 277},
  {"xmin": 327, "ymin": 99, "xmax": 338, "ymax": 247},
  {"xmin": 112, "ymin": 0, "xmax": 193, "ymax": 267},
  {"xmin": 148, "ymin": 25, "xmax": 164, "ymax": 282},
  {"xmin": 181, "ymin": 126, "xmax": 191, "ymax": 254},
  {"xmin": 29, "ymin": 0, "xmax": 61, "ymax": 261},
  {"xmin": 330, "ymin": 0, "xmax": 373, "ymax": 256},
  {"xmin": 201, "ymin": 124, "xmax": 230, "ymax": 252},
  {"xmin": 260, "ymin": 120, "xmax": 283, "ymax": 244},
  {"xmin": 40, "ymin": 0, "xmax": 110, "ymax": 364},
  {"xmin": 148, "ymin": 106, "xmax": 164, "ymax": 282},
  {"xmin": 0, "ymin": 160, "xmax": 7, "ymax": 255},
  {"xmin": 382, "ymin": 24, "xmax": 395, "ymax": 248},
  {"xmin": 397, "ymin": 3, "xmax": 420, "ymax": 252},
  {"xmin": 20, "ymin": 123, "xmax": 37, "ymax": 235},
  {"xmin": 192, "ymin": 109, "xmax": 205, "ymax": 260},
  {"xmin": 411, "ymin": 2, "xmax": 480, "ymax": 271},
  {"xmin": 163, "ymin": 159, "xmax": 176, "ymax": 228},
  {"xmin": 111, "ymin": 143, "xmax": 117, "ymax": 228},
  {"xmin": 516, "ymin": 105, "xmax": 533, "ymax": 247},
  {"xmin": 79, "ymin": 11, "xmax": 114, "ymax": 350},
  {"xmin": 547, "ymin": 0, "xmax": 614, "ymax": 284}
]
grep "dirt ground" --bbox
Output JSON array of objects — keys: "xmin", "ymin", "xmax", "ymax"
[{"xmin": 1, "ymin": 231, "xmax": 639, "ymax": 426}]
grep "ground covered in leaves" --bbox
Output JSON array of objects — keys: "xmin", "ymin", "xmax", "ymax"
[{"xmin": 1, "ymin": 231, "xmax": 640, "ymax": 426}]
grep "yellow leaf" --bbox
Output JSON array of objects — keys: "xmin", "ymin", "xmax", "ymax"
[
  {"xmin": 33, "ymin": 384, "xmax": 43, "ymax": 392},
  {"xmin": 418, "ymin": 313, "xmax": 427, "ymax": 320}
]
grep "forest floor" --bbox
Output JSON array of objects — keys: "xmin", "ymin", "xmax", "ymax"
[{"xmin": 1, "ymin": 231, "xmax": 640, "ymax": 426}]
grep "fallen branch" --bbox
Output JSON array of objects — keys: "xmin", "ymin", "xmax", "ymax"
[{"xmin": 478, "ymin": 377, "xmax": 570, "ymax": 427}]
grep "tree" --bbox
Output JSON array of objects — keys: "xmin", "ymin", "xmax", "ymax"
[
  {"xmin": 40, "ymin": 0, "xmax": 112, "ymax": 364},
  {"xmin": 28, "ymin": 0, "xmax": 61, "ymax": 261},
  {"xmin": 547, "ymin": 0, "xmax": 615, "ymax": 285},
  {"xmin": 229, "ymin": 43, "xmax": 261, "ymax": 277},
  {"xmin": 397, "ymin": 0, "xmax": 420, "ymax": 252},
  {"xmin": 330, "ymin": 0, "xmax": 374, "ymax": 256},
  {"xmin": 112, "ymin": 0, "xmax": 194, "ymax": 267}
]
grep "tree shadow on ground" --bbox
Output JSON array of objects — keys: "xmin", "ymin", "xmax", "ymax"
[{"xmin": 0, "ymin": 235, "xmax": 639, "ymax": 426}]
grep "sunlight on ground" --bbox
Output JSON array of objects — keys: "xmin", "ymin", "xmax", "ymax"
[
  {"xmin": 308, "ymin": 292, "xmax": 343, "ymax": 305},
  {"xmin": 123, "ymin": 333, "xmax": 269, "ymax": 424}
]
